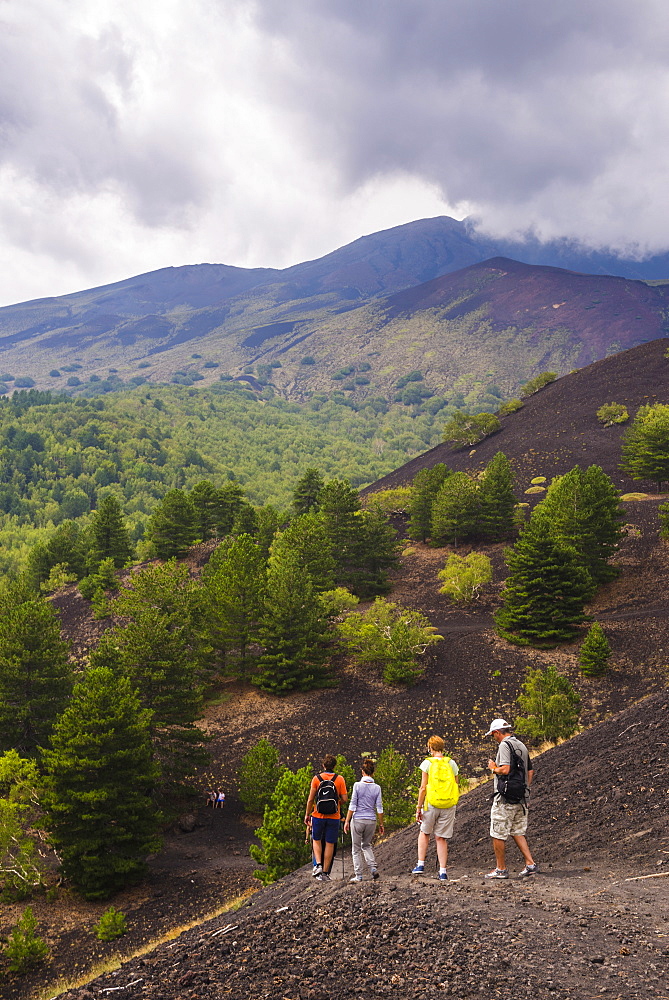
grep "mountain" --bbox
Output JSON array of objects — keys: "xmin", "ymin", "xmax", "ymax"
[{"xmin": 1, "ymin": 216, "xmax": 669, "ymax": 400}]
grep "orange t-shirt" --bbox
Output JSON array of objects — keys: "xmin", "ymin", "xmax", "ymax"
[{"xmin": 310, "ymin": 772, "xmax": 348, "ymax": 820}]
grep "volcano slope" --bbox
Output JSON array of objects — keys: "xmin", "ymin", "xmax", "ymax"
[{"xmin": 54, "ymin": 689, "xmax": 669, "ymax": 1000}]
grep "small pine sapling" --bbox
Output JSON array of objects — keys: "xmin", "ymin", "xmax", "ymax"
[
  {"xmin": 4, "ymin": 907, "xmax": 49, "ymax": 973},
  {"xmin": 94, "ymin": 907, "xmax": 127, "ymax": 941},
  {"xmin": 578, "ymin": 622, "xmax": 611, "ymax": 676},
  {"xmin": 515, "ymin": 664, "xmax": 581, "ymax": 743}
]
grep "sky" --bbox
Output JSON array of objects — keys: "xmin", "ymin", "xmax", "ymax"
[{"xmin": 2, "ymin": 0, "xmax": 669, "ymax": 306}]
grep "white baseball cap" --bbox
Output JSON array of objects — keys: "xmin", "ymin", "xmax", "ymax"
[{"xmin": 485, "ymin": 718, "xmax": 512, "ymax": 736}]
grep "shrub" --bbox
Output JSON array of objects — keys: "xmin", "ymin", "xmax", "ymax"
[
  {"xmin": 515, "ymin": 664, "xmax": 580, "ymax": 742},
  {"xmin": 49, "ymin": 369, "xmax": 61, "ymax": 377},
  {"xmin": 300, "ymin": 356, "xmax": 316, "ymax": 365},
  {"xmin": 596, "ymin": 402, "xmax": 629, "ymax": 426},
  {"xmin": 374, "ymin": 746, "xmax": 420, "ymax": 829},
  {"xmin": 524, "ymin": 485, "xmax": 546, "ymax": 494},
  {"xmin": 438, "ymin": 552, "xmax": 492, "ymax": 602},
  {"xmin": 337, "ymin": 598, "xmax": 442, "ymax": 685},
  {"xmin": 362, "ymin": 487, "xmax": 414, "ymax": 515},
  {"xmin": 66, "ymin": 376, "xmax": 82, "ymax": 387},
  {"xmin": 578, "ymin": 622, "xmax": 611, "ymax": 676},
  {"xmin": 238, "ymin": 739, "xmax": 286, "ymax": 816},
  {"xmin": 4, "ymin": 907, "xmax": 48, "ymax": 973},
  {"xmin": 497, "ymin": 398, "xmax": 524, "ymax": 416},
  {"xmin": 660, "ymin": 501, "xmax": 669, "ymax": 539},
  {"xmin": 14, "ymin": 377, "xmax": 36, "ymax": 388},
  {"xmin": 520, "ymin": 372, "xmax": 558, "ymax": 396},
  {"xmin": 442, "ymin": 411, "xmax": 501, "ymax": 448},
  {"xmin": 317, "ymin": 587, "xmax": 359, "ymax": 619},
  {"xmin": 94, "ymin": 906, "xmax": 127, "ymax": 941},
  {"xmin": 530, "ymin": 476, "xmax": 546, "ymax": 484}
]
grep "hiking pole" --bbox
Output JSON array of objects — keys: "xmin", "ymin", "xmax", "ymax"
[{"xmin": 341, "ymin": 819, "xmax": 345, "ymax": 881}]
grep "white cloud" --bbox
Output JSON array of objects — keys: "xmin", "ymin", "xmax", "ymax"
[{"xmin": 1, "ymin": 0, "xmax": 669, "ymax": 304}]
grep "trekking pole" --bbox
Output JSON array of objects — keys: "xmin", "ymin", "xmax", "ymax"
[{"xmin": 341, "ymin": 820, "xmax": 345, "ymax": 881}]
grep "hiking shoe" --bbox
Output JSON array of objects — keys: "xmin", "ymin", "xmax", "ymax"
[
  {"xmin": 411, "ymin": 863, "xmax": 425, "ymax": 875},
  {"xmin": 484, "ymin": 868, "xmax": 509, "ymax": 879},
  {"xmin": 438, "ymin": 871, "xmax": 449, "ymax": 881},
  {"xmin": 319, "ymin": 872, "xmax": 331, "ymax": 881},
  {"xmin": 349, "ymin": 874, "xmax": 363, "ymax": 883},
  {"xmin": 518, "ymin": 864, "xmax": 538, "ymax": 877},
  {"xmin": 371, "ymin": 869, "xmax": 379, "ymax": 881},
  {"xmin": 312, "ymin": 864, "xmax": 322, "ymax": 877}
]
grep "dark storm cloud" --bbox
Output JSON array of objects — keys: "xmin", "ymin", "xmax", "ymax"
[{"xmin": 251, "ymin": 0, "xmax": 669, "ymax": 248}]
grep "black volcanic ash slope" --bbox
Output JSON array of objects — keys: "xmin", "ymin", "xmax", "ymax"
[{"xmin": 55, "ymin": 690, "xmax": 669, "ymax": 1000}]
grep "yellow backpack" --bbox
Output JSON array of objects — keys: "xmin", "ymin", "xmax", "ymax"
[{"xmin": 426, "ymin": 756, "xmax": 459, "ymax": 809}]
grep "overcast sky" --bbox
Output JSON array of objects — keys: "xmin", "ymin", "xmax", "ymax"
[{"xmin": 2, "ymin": 0, "xmax": 669, "ymax": 306}]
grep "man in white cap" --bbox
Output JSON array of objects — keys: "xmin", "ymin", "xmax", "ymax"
[{"xmin": 484, "ymin": 718, "xmax": 538, "ymax": 879}]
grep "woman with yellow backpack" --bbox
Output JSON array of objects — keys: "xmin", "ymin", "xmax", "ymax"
[{"xmin": 412, "ymin": 735, "xmax": 460, "ymax": 880}]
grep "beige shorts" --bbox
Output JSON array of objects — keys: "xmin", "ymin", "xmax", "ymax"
[
  {"xmin": 420, "ymin": 803, "xmax": 456, "ymax": 839},
  {"xmin": 490, "ymin": 797, "xmax": 528, "ymax": 839}
]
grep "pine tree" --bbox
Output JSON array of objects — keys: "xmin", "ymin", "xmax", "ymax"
[
  {"xmin": 539, "ymin": 465, "xmax": 623, "ymax": 592},
  {"xmin": 231, "ymin": 502, "xmax": 259, "ymax": 536},
  {"xmin": 349, "ymin": 509, "xmax": 399, "ymax": 597},
  {"xmin": 27, "ymin": 521, "xmax": 88, "ymax": 587},
  {"xmin": 88, "ymin": 495, "xmax": 133, "ymax": 571},
  {"xmin": 249, "ymin": 765, "xmax": 313, "ymax": 883},
  {"xmin": 0, "ymin": 598, "xmax": 73, "ymax": 754},
  {"xmin": 255, "ymin": 547, "xmax": 331, "ymax": 694},
  {"xmin": 201, "ymin": 534, "xmax": 266, "ymax": 669},
  {"xmin": 292, "ymin": 468, "xmax": 325, "ymax": 516},
  {"xmin": 147, "ymin": 489, "xmax": 197, "ymax": 558},
  {"xmin": 494, "ymin": 511, "xmax": 591, "ymax": 647},
  {"xmin": 430, "ymin": 471, "xmax": 479, "ymax": 546},
  {"xmin": 621, "ymin": 403, "xmax": 669, "ymax": 490},
  {"xmin": 255, "ymin": 504, "xmax": 280, "ymax": 559},
  {"xmin": 92, "ymin": 612, "xmax": 205, "ymax": 790},
  {"xmin": 271, "ymin": 513, "xmax": 335, "ymax": 594},
  {"xmin": 319, "ymin": 478, "xmax": 361, "ymax": 579},
  {"xmin": 42, "ymin": 666, "xmax": 160, "ymax": 899},
  {"xmin": 189, "ymin": 480, "xmax": 245, "ymax": 539},
  {"xmin": 478, "ymin": 452, "xmax": 516, "ymax": 541},
  {"xmin": 578, "ymin": 622, "xmax": 611, "ymax": 676},
  {"xmin": 408, "ymin": 464, "xmax": 451, "ymax": 542},
  {"xmin": 238, "ymin": 739, "xmax": 286, "ymax": 815}
]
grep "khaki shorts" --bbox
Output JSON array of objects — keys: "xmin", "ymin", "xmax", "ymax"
[
  {"xmin": 490, "ymin": 797, "xmax": 528, "ymax": 839},
  {"xmin": 420, "ymin": 803, "xmax": 456, "ymax": 839}
]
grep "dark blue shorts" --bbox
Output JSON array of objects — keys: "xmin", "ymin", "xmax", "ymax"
[{"xmin": 311, "ymin": 816, "xmax": 340, "ymax": 844}]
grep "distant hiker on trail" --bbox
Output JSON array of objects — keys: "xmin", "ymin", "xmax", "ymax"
[
  {"xmin": 485, "ymin": 718, "xmax": 538, "ymax": 879},
  {"xmin": 216, "ymin": 790, "xmax": 225, "ymax": 808},
  {"xmin": 412, "ymin": 735, "xmax": 460, "ymax": 881},
  {"xmin": 205, "ymin": 790, "xmax": 216, "ymax": 808},
  {"xmin": 304, "ymin": 754, "xmax": 348, "ymax": 881},
  {"xmin": 344, "ymin": 758, "xmax": 384, "ymax": 882}
]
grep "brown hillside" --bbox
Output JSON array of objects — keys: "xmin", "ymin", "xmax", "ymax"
[{"xmin": 367, "ymin": 336, "xmax": 669, "ymax": 494}]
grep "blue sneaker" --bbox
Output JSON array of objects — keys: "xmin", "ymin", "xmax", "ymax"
[
  {"xmin": 411, "ymin": 863, "xmax": 425, "ymax": 875},
  {"xmin": 438, "ymin": 871, "xmax": 449, "ymax": 881}
]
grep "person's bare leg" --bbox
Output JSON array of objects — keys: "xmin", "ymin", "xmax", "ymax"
[
  {"xmin": 492, "ymin": 837, "xmax": 507, "ymax": 870},
  {"xmin": 512, "ymin": 835, "xmax": 534, "ymax": 866},
  {"xmin": 323, "ymin": 841, "xmax": 335, "ymax": 872},
  {"xmin": 417, "ymin": 831, "xmax": 430, "ymax": 863},
  {"xmin": 312, "ymin": 839, "xmax": 323, "ymax": 866},
  {"xmin": 435, "ymin": 836, "xmax": 448, "ymax": 869}
]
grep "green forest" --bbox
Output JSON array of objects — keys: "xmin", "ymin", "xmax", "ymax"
[{"xmin": 0, "ymin": 383, "xmax": 448, "ymax": 575}]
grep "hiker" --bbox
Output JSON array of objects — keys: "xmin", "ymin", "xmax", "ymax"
[
  {"xmin": 304, "ymin": 754, "xmax": 348, "ymax": 881},
  {"xmin": 344, "ymin": 758, "xmax": 384, "ymax": 882},
  {"xmin": 205, "ymin": 789, "xmax": 216, "ymax": 808},
  {"xmin": 216, "ymin": 790, "xmax": 225, "ymax": 808},
  {"xmin": 412, "ymin": 735, "xmax": 460, "ymax": 881},
  {"xmin": 485, "ymin": 717, "xmax": 538, "ymax": 879}
]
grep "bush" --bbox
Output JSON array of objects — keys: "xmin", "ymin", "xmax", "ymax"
[
  {"xmin": 515, "ymin": 664, "xmax": 580, "ymax": 742},
  {"xmin": 238, "ymin": 739, "xmax": 286, "ymax": 815},
  {"xmin": 14, "ymin": 377, "xmax": 36, "ymax": 389},
  {"xmin": 317, "ymin": 587, "xmax": 359, "ymax": 619},
  {"xmin": 660, "ymin": 501, "xmax": 669, "ymax": 539},
  {"xmin": 4, "ymin": 907, "xmax": 48, "ymax": 973},
  {"xmin": 94, "ymin": 906, "xmax": 128, "ymax": 941},
  {"xmin": 438, "ymin": 552, "xmax": 492, "ymax": 602},
  {"xmin": 49, "ymin": 369, "xmax": 61, "ymax": 377},
  {"xmin": 300, "ymin": 356, "xmax": 316, "ymax": 365},
  {"xmin": 337, "ymin": 598, "xmax": 442, "ymax": 685},
  {"xmin": 362, "ymin": 487, "xmax": 414, "ymax": 515},
  {"xmin": 442, "ymin": 411, "xmax": 501, "ymax": 448},
  {"xmin": 579, "ymin": 622, "xmax": 611, "ymax": 676},
  {"xmin": 66, "ymin": 376, "xmax": 82, "ymax": 387},
  {"xmin": 497, "ymin": 398, "xmax": 524, "ymax": 416},
  {"xmin": 596, "ymin": 402, "xmax": 629, "ymax": 426},
  {"xmin": 374, "ymin": 745, "xmax": 420, "ymax": 830},
  {"xmin": 520, "ymin": 372, "xmax": 558, "ymax": 396}
]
